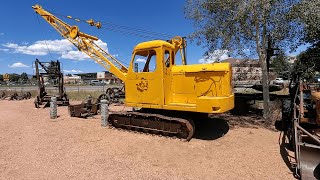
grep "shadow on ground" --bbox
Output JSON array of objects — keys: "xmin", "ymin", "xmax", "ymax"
[
  {"xmin": 278, "ymin": 131, "xmax": 299, "ymax": 179},
  {"xmin": 193, "ymin": 112, "xmax": 270, "ymax": 141},
  {"xmin": 214, "ymin": 113, "xmax": 265, "ymax": 128},
  {"xmin": 193, "ymin": 118, "xmax": 229, "ymax": 140}
]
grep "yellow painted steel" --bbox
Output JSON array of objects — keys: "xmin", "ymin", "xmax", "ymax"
[
  {"xmin": 33, "ymin": 4, "xmax": 234, "ymax": 114},
  {"xmin": 126, "ymin": 43, "xmax": 234, "ymax": 113}
]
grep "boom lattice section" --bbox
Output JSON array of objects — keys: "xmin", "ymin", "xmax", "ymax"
[{"xmin": 32, "ymin": 4, "xmax": 127, "ymax": 81}]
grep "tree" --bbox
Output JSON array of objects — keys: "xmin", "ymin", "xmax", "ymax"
[
  {"xmin": 185, "ymin": 0, "xmax": 302, "ymax": 119},
  {"xmin": 290, "ymin": 0, "xmax": 320, "ymax": 44},
  {"xmin": 9, "ymin": 73, "xmax": 20, "ymax": 82},
  {"xmin": 0, "ymin": 74, "xmax": 3, "ymax": 82},
  {"xmin": 293, "ymin": 42, "xmax": 320, "ymax": 81},
  {"xmin": 270, "ymin": 52, "xmax": 290, "ymax": 79},
  {"xmin": 290, "ymin": 0, "xmax": 320, "ymax": 82},
  {"xmin": 20, "ymin": 72, "xmax": 29, "ymax": 82}
]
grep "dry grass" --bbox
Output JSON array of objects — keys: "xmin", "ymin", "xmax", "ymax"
[
  {"xmin": 43, "ymin": 90, "xmax": 103, "ymax": 101},
  {"xmin": 29, "ymin": 90, "xmax": 37, "ymax": 97},
  {"xmin": 66, "ymin": 90, "xmax": 103, "ymax": 101}
]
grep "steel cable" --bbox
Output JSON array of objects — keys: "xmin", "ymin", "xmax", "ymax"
[
  {"xmin": 36, "ymin": 14, "xmax": 55, "ymax": 60},
  {"xmin": 49, "ymin": 10, "xmax": 177, "ymax": 40}
]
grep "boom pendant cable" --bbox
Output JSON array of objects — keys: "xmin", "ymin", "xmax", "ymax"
[
  {"xmin": 36, "ymin": 11, "xmax": 130, "ymax": 66},
  {"xmin": 48, "ymin": 10, "xmax": 178, "ymax": 40},
  {"xmin": 36, "ymin": 14, "xmax": 55, "ymax": 61}
]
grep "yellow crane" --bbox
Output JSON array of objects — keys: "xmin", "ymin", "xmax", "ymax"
[{"xmin": 32, "ymin": 4, "xmax": 234, "ymax": 140}]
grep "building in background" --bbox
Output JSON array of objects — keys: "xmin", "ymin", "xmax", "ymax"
[
  {"xmin": 64, "ymin": 75, "xmax": 81, "ymax": 84},
  {"xmin": 74, "ymin": 71, "xmax": 121, "ymax": 84},
  {"xmin": 221, "ymin": 58, "xmax": 262, "ymax": 84},
  {"xmin": 74, "ymin": 72, "xmax": 96, "ymax": 83}
]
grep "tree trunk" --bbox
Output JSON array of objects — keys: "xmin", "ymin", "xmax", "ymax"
[
  {"xmin": 259, "ymin": 52, "xmax": 270, "ymax": 119},
  {"xmin": 254, "ymin": 6, "xmax": 271, "ymax": 120}
]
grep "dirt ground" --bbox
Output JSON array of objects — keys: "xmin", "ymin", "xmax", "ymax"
[{"xmin": 0, "ymin": 100, "xmax": 295, "ymax": 180}]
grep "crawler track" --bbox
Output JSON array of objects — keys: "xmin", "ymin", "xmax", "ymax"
[{"xmin": 108, "ymin": 111, "xmax": 195, "ymax": 141}]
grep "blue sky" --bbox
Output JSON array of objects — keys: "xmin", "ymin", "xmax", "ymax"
[{"xmin": 0, "ymin": 0, "xmax": 308, "ymax": 75}]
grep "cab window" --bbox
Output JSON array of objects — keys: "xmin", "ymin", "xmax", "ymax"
[{"xmin": 133, "ymin": 50, "xmax": 157, "ymax": 72}]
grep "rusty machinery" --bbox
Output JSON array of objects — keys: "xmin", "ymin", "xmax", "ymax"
[
  {"xmin": 284, "ymin": 77, "xmax": 320, "ymax": 179},
  {"xmin": 68, "ymin": 95, "xmax": 107, "ymax": 118},
  {"xmin": 0, "ymin": 91, "xmax": 5, "ymax": 99},
  {"xmin": 68, "ymin": 93, "xmax": 123, "ymax": 118},
  {"xmin": 1, "ymin": 73, "xmax": 32, "ymax": 100},
  {"xmin": 34, "ymin": 59, "xmax": 69, "ymax": 108},
  {"xmin": 9, "ymin": 92, "xmax": 32, "ymax": 100},
  {"xmin": 68, "ymin": 96, "xmax": 100, "ymax": 118},
  {"xmin": 100, "ymin": 86, "xmax": 125, "ymax": 103},
  {"xmin": 33, "ymin": 5, "xmax": 234, "ymax": 141},
  {"xmin": 0, "ymin": 91, "xmax": 32, "ymax": 100}
]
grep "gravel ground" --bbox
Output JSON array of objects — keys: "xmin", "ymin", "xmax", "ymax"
[{"xmin": 0, "ymin": 100, "xmax": 295, "ymax": 180}]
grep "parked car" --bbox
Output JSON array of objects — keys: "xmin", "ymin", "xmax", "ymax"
[
  {"xmin": 273, "ymin": 78, "xmax": 284, "ymax": 85},
  {"xmin": 7, "ymin": 82, "xmax": 15, "ymax": 86},
  {"xmin": 313, "ymin": 76, "xmax": 320, "ymax": 83},
  {"xmin": 90, "ymin": 80, "xmax": 105, "ymax": 86}
]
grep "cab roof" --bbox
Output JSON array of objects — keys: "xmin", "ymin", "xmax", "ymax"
[{"xmin": 134, "ymin": 40, "xmax": 175, "ymax": 51}]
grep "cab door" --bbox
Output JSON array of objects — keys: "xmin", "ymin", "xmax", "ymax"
[
  {"xmin": 126, "ymin": 48, "xmax": 163, "ymax": 106},
  {"xmin": 163, "ymin": 49, "xmax": 173, "ymax": 105}
]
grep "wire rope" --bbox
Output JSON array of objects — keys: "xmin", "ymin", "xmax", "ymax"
[
  {"xmin": 48, "ymin": 10, "xmax": 178, "ymax": 40},
  {"xmin": 36, "ymin": 14, "xmax": 55, "ymax": 60}
]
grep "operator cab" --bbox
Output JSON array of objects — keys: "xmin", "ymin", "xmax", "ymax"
[
  {"xmin": 126, "ymin": 39, "xmax": 234, "ymax": 114},
  {"xmin": 130, "ymin": 40, "xmax": 176, "ymax": 73}
]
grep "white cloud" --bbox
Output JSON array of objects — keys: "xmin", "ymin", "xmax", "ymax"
[
  {"xmin": 33, "ymin": 67, "xmax": 43, "ymax": 70},
  {"xmin": 60, "ymin": 39, "xmax": 109, "ymax": 60},
  {"xmin": 61, "ymin": 51, "xmax": 90, "ymax": 60},
  {"xmin": 95, "ymin": 39, "xmax": 108, "ymax": 52},
  {"xmin": 33, "ymin": 66, "xmax": 45, "ymax": 73},
  {"xmin": 63, "ymin": 69, "xmax": 83, "ymax": 73},
  {"xmin": 0, "ymin": 48, "xmax": 9, "ymax": 52},
  {"xmin": 2, "ymin": 39, "xmax": 71, "ymax": 55},
  {"xmin": 199, "ymin": 50, "xmax": 230, "ymax": 64},
  {"xmin": 2, "ymin": 39, "xmax": 109, "ymax": 61},
  {"xmin": 136, "ymin": 58, "xmax": 146, "ymax": 62},
  {"xmin": 8, "ymin": 62, "xmax": 30, "ymax": 68}
]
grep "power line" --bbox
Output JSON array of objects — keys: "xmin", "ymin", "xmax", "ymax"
[
  {"xmin": 49, "ymin": 10, "xmax": 177, "ymax": 40},
  {"xmin": 101, "ymin": 21, "xmax": 174, "ymax": 38},
  {"xmin": 101, "ymin": 26, "xmax": 163, "ymax": 40},
  {"xmin": 39, "ymin": 10, "xmax": 189, "ymax": 66}
]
